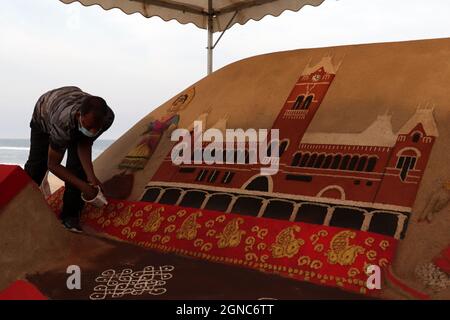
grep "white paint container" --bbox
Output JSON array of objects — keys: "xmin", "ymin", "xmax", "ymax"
[{"xmin": 81, "ymin": 185, "xmax": 108, "ymax": 207}]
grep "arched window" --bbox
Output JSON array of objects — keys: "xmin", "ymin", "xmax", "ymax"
[
  {"xmin": 314, "ymin": 154, "xmax": 325, "ymax": 168},
  {"xmin": 299, "ymin": 153, "xmax": 310, "ymax": 167},
  {"xmin": 396, "ymin": 149, "xmax": 419, "ymax": 181},
  {"xmin": 158, "ymin": 188, "xmax": 182, "ymax": 205},
  {"xmin": 179, "ymin": 190, "xmax": 207, "ymax": 209},
  {"xmin": 340, "ymin": 155, "xmax": 351, "ymax": 170},
  {"xmin": 412, "ymin": 132, "xmax": 422, "ymax": 143},
  {"xmin": 306, "ymin": 153, "xmax": 318, "ymax": 167},
  {"xmin": 295, "ymin": 203, "xmax": 328, "ymax": 224},
  {"xmin": 263, "ymin": 200, "xmax": 294, "ymax": 220},
  {"xmin": 356, "ymin": 156, "xmax": 367, "ymax": 171},
  {"xmin": 279, "ymin": 140, "xmax": 289, "ymax": 156},
  {"xmin": 196, "ymin": 169, "xmax": 208, "ymax": 182},
  {"xmin": 322, "ymin": 155, "xmax": 333, "ymax": 169},
  {"xmin": 291, "ymin": 152, "xmax": 302, "ymax": 166},
  {"xmin": 348, "ymin": 155, "xmax": 359, "ymax": 171},
  {"xmin": 302, "ymin": 95, "xmax": 313, "ymax": 109},
  {"xmin": 205, "ymin": 193, "xmax": 232, "ymax": 212},
  {"xmin": 331, "ymin": 154, "xmax": 342, "ymax": 169},
  {"xmin": 366, "ymin": 157, "xmax": 377, "ymax": 172},
  {"xmin": 368, "ymin": 211, "xmax": 399, "ymax": 237},
  {"xmin": 232, "ymin": 197, "xmax": 263, "ymax": 217},
  {"xmin": 292, "ymin": 95, "xmax": 305, "ymax": 110},
  {"xmin": 329, "ymin": 207, "xmax": 366, "ymax": 230},
  {"xmin": 141, "ymin": 188, "xmax": 162, "ymax": 202},
  {"xmin": 245, "ymin": 176, "xmax": 270, "ymax": 192}
]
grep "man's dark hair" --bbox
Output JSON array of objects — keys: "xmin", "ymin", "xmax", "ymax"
[{"xmin": 80, "ymin": 96, "xmax": 108, "ymax": 125}]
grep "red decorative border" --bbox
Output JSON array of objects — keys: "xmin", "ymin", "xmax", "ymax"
[
  {"xmin": 47, "ymin": 187, "xmax": 398, "ymax": 296},
  {"xmin": 0, "ymin": 165, "xmax": 31, "ymax": 210}
]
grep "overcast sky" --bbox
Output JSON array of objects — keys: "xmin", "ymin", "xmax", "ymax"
[{"xmin": 1, "ymin": 0, "xmax": 450, "ymax": 139}]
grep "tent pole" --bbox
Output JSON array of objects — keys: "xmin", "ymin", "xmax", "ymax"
[
  {"xmin": 207, "ymin": 17, "xmax": 213, "ymax": 75},
  {"xmin": 207, "ymin": 0, "xmax": 213, "ymax": 75}
]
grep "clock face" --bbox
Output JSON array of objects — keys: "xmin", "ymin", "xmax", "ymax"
[{"xmin": 312, "ymin": 73, "xmax": 322, "ymax": 82}]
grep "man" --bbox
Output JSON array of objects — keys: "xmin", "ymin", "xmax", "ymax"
[{"xmin": 25, "ymin": 86, "xmax": 115, "ymax": 233}]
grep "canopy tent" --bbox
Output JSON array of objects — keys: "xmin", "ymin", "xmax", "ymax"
[{"xmin": 59, "ymin": 0, "xmax": 327, "ymax": 74}]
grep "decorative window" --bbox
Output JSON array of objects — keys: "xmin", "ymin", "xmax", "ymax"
[
  {"xmin": 356, "ymin": 156, "xmax": 367, "ymax": 171},
  {"xmin": 245, "ymin": 176, "xmax": 269, "ymax": 191},
  {"xmin": 299, "ymin": 153, "xmax": 310, "ymax": 167},
  {"xmin": 222, "ymin": 171, "xmax": 235, "ymax": 184},
  {"xmin": 302, "ymin": 95, "xmax": 313, "ymax": 109},
  {"xmin": 263, "ymin": 200, "xmax": 294, "ymax": 220},
  {"xmin": 412, "ymin": 132, "xmax": 422, "ymax": 143},
  {"xmin": 279, "ymin": 140, "xmax": 289, "ymax": 156},
  {"xmin": 329, "ymin": 207, "xmax": 366, "ymax": 230},
  {"xmin": 322, "ymin": 155, "xmax": 333, "ymax": 169},
  {"xmin": 366, "ymin": 157, "xmax": 377, "ymax": 172},
  {"xmin": 178, "ymin": 167, "xmax": 196, "ymax": 173},
  {"xmin": 179, "ymin": 191, "xmax": 207, "ymax": 209},
  {"xmin": 340, "ymin": 155, "xmax": 351, "ymax": 170},
  {"xmin": 348, "ymin": 155, "xmax": 359, "ymax": 171},
  {"xmin": 291, "ymin": 153, "xmax": 302, "ymax": 166},
  {"xmin": 208, "ymin": 170, "xmax": 219, "ymax": 183},
  {"xmin": 331, "ymin": 154, "xmax": 342, "ymax": 169},
  {"xmin": 314, "ymin": 154, "xmax": 325, "ymax": 168},
  {"xmin": 292, "ymin": 95, "xmax": 305, "ymax": 110},
  {"xmin": 231, "ymin": 197, "xmax": 263, "ymax": 217},
  {"xmin": 396, "ymin": 155, "xmax": 417, "ymax": 181},
  {"xmin": 204, "ymin": 193, "xmax": 232, "ymax": 212},
  {"xmin": 295, "ymin": 203, "xmax": 328, "ymax": 224},
  {"xmin": 306, "ymin": 153, "xmax": 318, "ymax": 167},
  {"xmin": 196, "ymin": 169, "xmax": 208, "ymax": 182},
  {"xmin": 158, "ymin": 188, "xmax": 182, "ymax": 205},
  {"xmin": 141, "ymin": 188, "xmax": 161, "ymax": 202}
]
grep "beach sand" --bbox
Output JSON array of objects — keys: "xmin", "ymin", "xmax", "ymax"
[{"xmin": 47, "ymin": 173, "xmax": 64, "ymax": 194}]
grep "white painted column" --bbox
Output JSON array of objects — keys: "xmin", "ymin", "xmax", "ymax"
[
  {"xmin": 323, "ymin": 206, "xmax": 335, "ymax": 226},
  {"xmin": 361, "ymin": 212, "xmax": 373, "ymax": 231}
]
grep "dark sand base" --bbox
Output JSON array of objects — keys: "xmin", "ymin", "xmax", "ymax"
[{"xmin": 26, "ymin": 233, "xmax": 370, "ymax": 300}]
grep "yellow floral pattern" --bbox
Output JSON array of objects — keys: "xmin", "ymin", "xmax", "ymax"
[
  {"xmin": 176, "ymin": 212, "xmax": 202, "ymax": 240},
  {"xmin": 216, "ymin": 218, "xmax": 246, "ymax": 249},
  {"xmin": 326, "ymin": 231, "xmax": 364, "ymax": 266},
  {"xmin": 270, "ymin": 226, "xmax": 305, "ymax": 258}
]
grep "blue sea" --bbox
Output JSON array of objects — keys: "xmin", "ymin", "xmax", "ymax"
[{"xmin": 0, "ymin": 138, "xmax": 114, "ymax": 168}]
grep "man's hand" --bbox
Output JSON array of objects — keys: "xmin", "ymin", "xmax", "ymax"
[
  {"xmin": 88, "ymin": 176, "xmax": 103, "ymax": 190},
  {"xmin": 82, "ymin": 183, "xmax": 99, "ymax": 201}
]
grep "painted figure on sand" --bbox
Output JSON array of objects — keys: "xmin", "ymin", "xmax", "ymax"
[
  {"xmin": 418, "ymin": 180, "xmax": 450, "ymax": 222},
  {"xmin": 102, "ymin": 87, "xmax": 195, "ymax": 199}
]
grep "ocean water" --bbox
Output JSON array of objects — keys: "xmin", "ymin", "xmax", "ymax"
[{"xmin": 0, "ymin": 138, "xmax": 115, "ymax": 168}]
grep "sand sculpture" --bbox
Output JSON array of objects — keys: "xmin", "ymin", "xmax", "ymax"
[{"xmin": 2, "ymin": 37, "xmax": 450, "ymax": 299}]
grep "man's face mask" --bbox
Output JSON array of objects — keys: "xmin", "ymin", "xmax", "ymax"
[{"xmin": 78, "ymin": 116, "xmax": 99, "ymax": 138}]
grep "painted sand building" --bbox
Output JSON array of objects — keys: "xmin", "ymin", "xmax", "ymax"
[{"xmin": 2, "ymin": 37, "xmax": 449, "ymax": 299}]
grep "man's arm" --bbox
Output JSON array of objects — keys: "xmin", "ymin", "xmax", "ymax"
[
  {"xmin": 47, "ymin": 146, "xmax": 97, "ymax": 199},
  {"xmin": 77, "ymin": 138, "xmax": 100, "ymax": 186}
]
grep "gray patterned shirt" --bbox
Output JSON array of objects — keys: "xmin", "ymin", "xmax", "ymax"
[{"xmin": 31, "ymin": 86, "xmax": 114, "ymax": 151}]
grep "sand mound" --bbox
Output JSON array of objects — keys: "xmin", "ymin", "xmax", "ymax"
[{"xmin": 0, "ymin": 167, "xmax": 71, "ymax": 290}]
